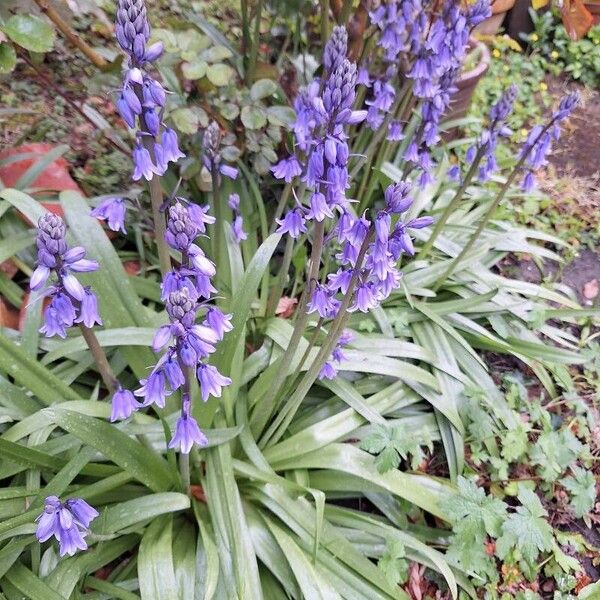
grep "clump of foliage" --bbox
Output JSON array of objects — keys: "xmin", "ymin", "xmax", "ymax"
[
  {"xmin": 0, "ymin": 0, "xmax": 596, "ymax": 598},
  {"xmin": 448, "ymin": 378, "xmax": 598, "ymax": 597},
  {"xmin": 529, "ymin": 9, "xmax": 600, "ymax": 89}
]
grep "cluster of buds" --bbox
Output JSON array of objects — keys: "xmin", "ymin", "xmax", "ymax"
[
  {"xmin": 31, "ymin": 214, "xmax": 101, "ymax": 338},
  {"xmin": 115, "ymin": 0, "xmax": 184, "ymax": 181},
  {"xmin": 202, "ymin": 121, "xmax": 239, "ymax": 181},
  {"xmin": 520, "ymin": 92, "xmax": 579, "ymax": 191},
  {"xmin": 450, "ymin": 84, "xmax": 518, "ymax": 182},
  {"xmin": 127, "ymin": 200, "xmax": 232, "ymax": 453}
]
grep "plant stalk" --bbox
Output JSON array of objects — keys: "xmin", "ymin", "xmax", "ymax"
[
  {"xmin": 250, "ymin": 221, "xmax": 325, "ymax": 437},
  {"xmin": 260, "ymin": 230, "xmax": 373, "ymax": 448},
  {"xmin": 78, "ymin": 325, "xmax": 117, "ymax": 393},
  {"xmin": 418, "ymin": 146, "xmax": 486, "ymax": 260},
  {"xmin": 431, "ymin": 122, "xmax": 554, "ymax": 289},
  {"xmin": 33, "ymin": 0, "xmax": 108, "ymax": 69},
  {"xmin": 246, "ymin": 0, "xmax": 263, "ymax": 84}
]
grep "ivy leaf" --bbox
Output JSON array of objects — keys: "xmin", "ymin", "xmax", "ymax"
[
  {"xmin": 241, "ymin": 105, "xmax": 268, "ymax": 130},
  {"xmin": 378, "ymin": 539, "xmax": 409, "ymax": 586},
  {"xmin": 250, "ymin": 79, "xmax": 279, "ymax": 101},
  {"xmin": 181, "ymin": 59, "xmax": 208, "ymax": 80},
  {"xmin": 267, "ymin": 105, "xmax": 296, "ymax": 127},
  {"xmin": 561, "ymin": 466, "xmax": 596, "ymax": 518},
  {"xmin": 496, "ymin": 488, "xmax": 553, "ymax": 563},
  {"xmin": 3, "ymin": 14, "xmax": 56, "ymax": 53}
]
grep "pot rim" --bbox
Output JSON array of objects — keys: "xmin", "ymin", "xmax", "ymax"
[{"xmin": 457, "ymin": 38, "xmax": 491, "ymax": 86}]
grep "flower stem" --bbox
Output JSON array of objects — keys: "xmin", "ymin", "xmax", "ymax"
[
  {"xmin": 430, "ymin": 122, "xmax": 554, "ymax": 290},
  {"xmin": 418, "ymin": 146, "xmax": 486, "ymax": 260},
  {"xmin": 266, "ymin": 234, "xmax": 294, "ymax": 318},
  {"xmin": 78, "ymin": 325, "xmax": 117, "ymax": 394},
  {"xmin": 246, "ymin": 0, "xmax": 263, "ymax": 84},
  {"xmin": 250, "ymin": 221, "xmax": 325, "ymax": 437},
  {"xmin": 259, "ymin": 230, "xmax": 372, "ymax": 448}
]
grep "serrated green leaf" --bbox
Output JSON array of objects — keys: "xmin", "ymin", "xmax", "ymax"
[
  {"xmin": 496, "ymin": 488, "xmax": 553, "ymax": 563},
  {"xmin": 561, "ymin": 467, "xmax": 596, "ymax": 518}
]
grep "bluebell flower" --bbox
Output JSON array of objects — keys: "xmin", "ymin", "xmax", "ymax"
[
  {"xmin": 91, "ymin": 197, "xmax": 127, "ymax": 233},
  {"xmin": 169, "ymin": 412, "xmax": 208, "ymax": 453},
  {"xmin": 196, "ymin": 363, "xmax": 232, "ymax": 402},
  {"xmin": 276, "ymin": 208, "xmax": 307, "ymax": 238},
  {"xmin": 110, "ymin": 387, "xmax": 139, "ymax": 421},
  {"xmin": 271, "ymin": 156, "xmax": 302, "ymax": 182},
  {"xmin": 36, "ymin": 496, "xmax": 98, "ymax": 557},
  {"xmin": 32, "ymin": 215, "xmax": 101, "ymax": 338},
  {"xmin": 307, "ymin": 284, "xmax": 340, "ymax": 319}
]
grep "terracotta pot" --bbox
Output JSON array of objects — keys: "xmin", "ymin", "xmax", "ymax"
[
  {"xmin": 585, "ymin": 0, "xmax": 600, "ymax": 24},
  {"xmin": 474, "ymin": 0, "xmax": 517, "ymax": 35},
  {"xmin": 444, "ymin": 39, "xmax": 491, "ymax": 125}
]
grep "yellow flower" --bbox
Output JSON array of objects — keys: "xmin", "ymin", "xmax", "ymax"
[
  {"xmin": 551, "ymin": 50, "xmax": 559, "ymax": 59},
  {"xmin": 492, "ymin": 48, "xmax": 501, "ymax": 58},
  {"xmin": 539, "ymin": 82, "xmax": 548, "ymax": 91},
  {"xmin": 520, "ymin": 128, "xmax": 528, "ymax": 137},
  {"xmin": 531, "ymin": 33, "xmax": 539, "ymax": 41},
  {"xmin": 503, "ymin": 65, "xmax": 510, "ymax": 72}
]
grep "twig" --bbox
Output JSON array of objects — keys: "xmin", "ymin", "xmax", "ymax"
[{"xmin": 33, "ymin": 0, "xmax": 108, "ymax": 69}]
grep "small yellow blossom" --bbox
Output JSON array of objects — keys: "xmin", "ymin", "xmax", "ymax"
[
  {"xmin": 492, "ymin": 48, "xmax": 501, "ymax": 58},
  {"xmin": 551, "ymin": 50, "xmax": 559, "ymax": 59},
  {"xmin": 520, "ymin": 128, "xmax": 528, "ymax": 137},
  {"xmin": 539, "ymin": 82, "xmax": 548, "ymax": 91},
  {"xmin": 531, "ymin": 33, "xmax": 539, "ymax": 41},
  {"xmin": 503, "ymin": 65, "xmax": 510, "ymax": 72}
]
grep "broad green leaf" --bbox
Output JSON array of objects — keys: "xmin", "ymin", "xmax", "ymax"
[
  {"xmin": 250, "ymin": 79, "xmax": 278, "ymax": 101},
  {"xmin": 241, "ymin": 105, "xmax": 268, "ymax": 130},
  {"xmin": 171, "ymin": 107, "xmax": 208, "ymax": 133},
  {"xmin": 3, "ymin": 14, "xmax": 56, "ymax": 53},
  {"xmin": 206, "ymin": 63, "xmax": 236, "ymax": 86},
  {"xmin": 46, "ymin": 408, "xmax": 175, "ymax": 492},
  {"xmin": 95, "ymin": 493, "xmax": 190, "ymax": 534},
  {"xmin": 4, "ymin": 561, "xmax": 64, "ymax": 600}
]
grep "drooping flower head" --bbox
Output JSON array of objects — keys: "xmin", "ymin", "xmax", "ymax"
[
  {"xmin": 32, "ymin": 214, "xmax": 101, "ymax": 338},
  {"xmin": 91, "ymin": 197, "xmax": 128, "ymax": 233},
  {"xmin": 36, "ymin": 496, "xmax": 98, "ymax": 557},
  {"xmin": 113, "ymin": 0, "xmax": 184, "ymax": 182},
  {"xmin": 202, "ymin": 121, "xmax": 238, "ymax": 181},
  {"xmin": 520, "ymin": 91, "xmax": 579, "ymax": 192}
]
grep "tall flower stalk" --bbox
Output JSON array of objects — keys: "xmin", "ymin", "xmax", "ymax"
[{"xmin": 114, "ymin": 0, "xmax": 185, "ymax": 275}]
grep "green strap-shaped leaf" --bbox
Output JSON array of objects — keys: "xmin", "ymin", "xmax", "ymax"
[
  {"xmin": 4, "ymin": 561, "xmax": 65, "ymax": 600},
  {"xmin": 46, "ymin": 407, "xmax": 176, "ymax": 492},
  {"xmin": 138, "ymin": 516, "xmax": 179, "ymax": 600},
  {"xmin": 0, "ymin": 333, "xmax": 81, "ymax": 405}
]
